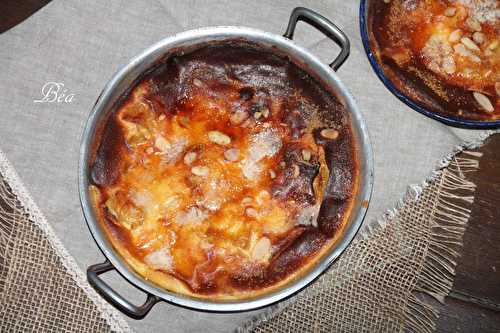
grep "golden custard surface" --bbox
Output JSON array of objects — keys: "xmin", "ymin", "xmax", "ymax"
[{"xmin": 90, "ymin": 44, "xmax": 357, "ymax": 298}]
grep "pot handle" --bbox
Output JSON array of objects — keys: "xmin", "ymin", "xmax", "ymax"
[
  {"xmin": 283, "ymin": 7, "xmax": 350, "ymax": 71},
  {"xmin": 87, "ymin": 260, "xmax": 160, "ymax": 319}
]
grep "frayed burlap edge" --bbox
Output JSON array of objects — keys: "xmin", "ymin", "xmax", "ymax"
[
  {"xmin": 238, "ymin": 129, "xmax": 499, "ymax": 333},
  {"xmin": 403, "ymin": 151, "xmax": 479, "ymax": 333},
  {"xmin": 362, "ymin": 130, "xmax": 497, "ymax": 237},
  {"xmin": 0, "ymin": 149, "xmax": 133, "ymax": 333}
]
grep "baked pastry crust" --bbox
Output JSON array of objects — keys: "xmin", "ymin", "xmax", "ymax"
[
  {"xmin": 89, "ymin": 42, "xmax": 358, "ymax": 299},
  {"xmin": 368, "ymin": 0, "xmax": 499, "ymax": 119}
]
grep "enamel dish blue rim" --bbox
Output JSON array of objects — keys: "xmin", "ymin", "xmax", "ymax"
[{"xmin": 360, "ymin": 0, "xmax": 500, "ymax": 129}]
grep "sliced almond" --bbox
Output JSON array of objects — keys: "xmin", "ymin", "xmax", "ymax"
[
  {"xmin": 269, "ymin": 169, "xmax": 276, "ymax": 179},
  {"xmin": 193, "ymin": 78, "xmax": 203, "ymax": 87},
  {"xmin": 292, "ymin": 164, "xmax": 300, "ymax": 178},
  {"xmin": 154, "ymin": 135, "xmax": 171, "ymax": 152},
  {"xmin": 391, "ymin": 51, "xmax": 411, "ymax": 65},
  {"xmin": 443, "ymin": 7, "xmax": 456, "ymax": 17},
  {"xmin": 320, "ymin": 128, "xmax": 339, "ymax": 140},
  {"xmin": 241, "ymin": 197, "xmax": 253, "ymax": 205},
  {"xmin": 468, "ymin": 54, "xmax": 481, "ymax": 63},
  {"xmin": 191, "ymin": 166, "xmax": 209, "ymax": 177},
  {"xmin": 473, "ymin": 92, "xmax": 494, "ymax": 112},
  {"xmin": 253, "ymin": 111, "xmax": 262, "ymax": 119},
  {"xmin": 241, "ymin": 118, "xmax": 253, "ymax": 128},
  {"xmin": 465, "ymin": 18, "xmax": 482, "ymax": 32},
  {"xmin": 224, "ymin": 148, "xmax": 239, "ymax": 162},
  {"xmin": 158, "ymin": 114, "xmax": 166, "ymax": 121},
  {"xmin": 183, "ymin": 152, "xmax": 197, "ymax": 165},
  {"xmin": 472, "ymin": 32, "xmax": 485, "ymax": 45},
  {"xmin": 262, "ymin": 107, "xmax": 270, "ymax": 118},
  {"xmin": 230, "ymin": 111, "xmax": 249, "ymax": 125},
  {"xmin": 461, "ymin": 37, "xmax": 480, "ymax": 52},
  {"xmin": 301, "ymin": 149, "xmax": 311, "ymax": 161},
  {"xmin": 448, "ymin": 29, "xmax": 462, "ymax": 43},
  {"xmin": 256, "ymin": 190, "xmax": 271, "ymax": 205},
  {"xmin": 442, "ymin": 56, "xmax": 456, "ymax": 74},
  {"xmin": 245, "ymin": 207, "xmax": 258, "ymax": 218},
  {"xmin": 454, "ymin": 43, "xmax": 469, "ymax": 56},
  {"xmin": 251, "ymin": 237, "xmax": 271, "ymax": 262},
  {"xmin": 208, "ymin": 131, "xmax": 231, "ymax": 145}
]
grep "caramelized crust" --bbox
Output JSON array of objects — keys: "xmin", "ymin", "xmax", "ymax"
[
  {"xmin": 90, "ymin": 42, "xmax": 358, "ymax": 299},
  {"xmin": 369, "ymin": 0, "xmax": 499, "ymax": 120}
]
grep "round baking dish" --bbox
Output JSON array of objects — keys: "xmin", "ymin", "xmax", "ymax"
[
  {"xmin": 360, "ymin": 0, "xmax": 500, "ymax": 129},
  {"xmin": 79, "ymin": 7, "xmax": 374, "ymax": 318}
]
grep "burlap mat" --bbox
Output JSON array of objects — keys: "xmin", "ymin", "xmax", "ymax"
[
  {"xmin": 239, "ymin": 151, "xmax": 481, "ymax": 333},
  {"xmin": 0, "ymin": 151, "xmax": 132, "ymax": 333}
]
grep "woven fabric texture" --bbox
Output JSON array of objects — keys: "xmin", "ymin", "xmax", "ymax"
[
  {"xmin": 239, "ymin": 153, "xmax": 480, "ymax": 333},
  {"xmin": 0, "ymin": 175, "xmax": 122, "ymax": 332}
]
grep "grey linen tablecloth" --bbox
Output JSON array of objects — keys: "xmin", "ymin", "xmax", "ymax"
[{"xmin": 0, "ymin": 0, "xmax": 487, "ymax": 332}]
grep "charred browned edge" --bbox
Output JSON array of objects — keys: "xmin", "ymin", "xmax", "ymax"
[
  {"xmin": 89, "ymin": 40, "xmax": 358, "ymax": 294},
  {"xmin": 91, "ymin": 115, "xmax": 125, "ymax": 187},
  {"xmin": 368, "ymin": 1, "xmax": 497, "ymax": 121}
]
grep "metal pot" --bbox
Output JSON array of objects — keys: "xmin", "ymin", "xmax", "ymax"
[{"xmin": 79, "ymin": 7, "xmax": 374, "ymax": 319}]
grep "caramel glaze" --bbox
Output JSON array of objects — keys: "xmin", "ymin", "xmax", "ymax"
[
  {"xmin": 368, "ymin": 0, "xmax": 499, "ymax": 121},
  {"xmin": 90, "ymin": 41, "xmax": 357, "ymax": 295}
]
